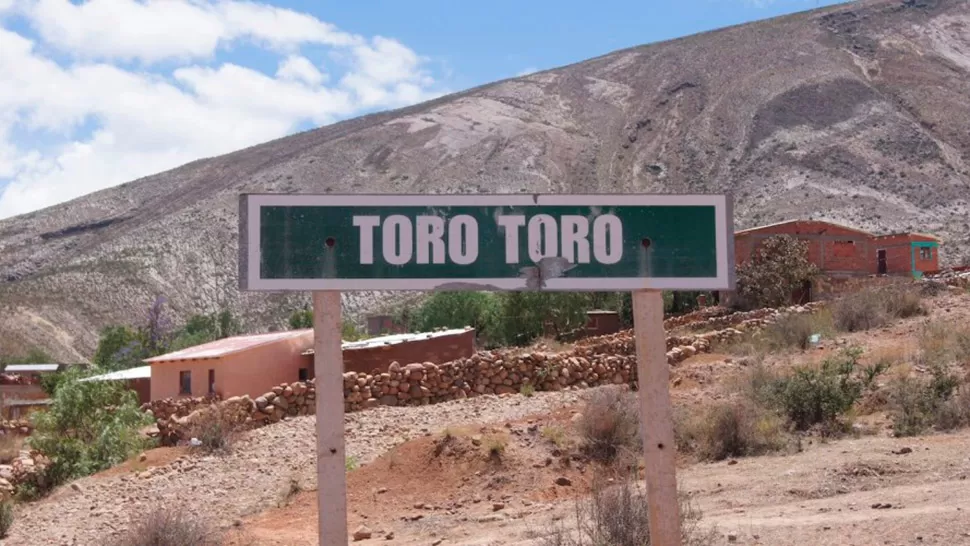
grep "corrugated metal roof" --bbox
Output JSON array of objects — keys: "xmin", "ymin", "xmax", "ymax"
[
  {"xmin": 5, "ymin": 399, "xmax": 52, "ymax": 407},
  {"xmin": 144, "ymin": 329, "xmax": 313, "ymax": 363},
  {"xmin": 734, "ymin": 219, "xmax": 873, "ymax": 237},
  {"xmin": 79, "ymin": 365, "xmax": 151, "ymax": 382},
  {"xmin": 303, "ymin": 327, "xmax": 473, "ymax": 355},
  {"xmin": 3, "ymin": 364, "xmax": 60, "ymax": 373}
]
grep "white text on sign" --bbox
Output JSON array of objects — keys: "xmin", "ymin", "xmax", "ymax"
[{"xmin": 351, "ymin": 214, "xmax": 623, "ymax": 266}]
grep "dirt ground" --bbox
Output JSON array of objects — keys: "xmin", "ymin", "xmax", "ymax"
[{"xmin": 8, "ymin": 289, "xmax": 970, "ymax": 546}]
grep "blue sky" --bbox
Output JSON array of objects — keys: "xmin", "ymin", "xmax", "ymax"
[{"xmin": 0, "ymin": 0, "xmax": 848, "ymax": 219}]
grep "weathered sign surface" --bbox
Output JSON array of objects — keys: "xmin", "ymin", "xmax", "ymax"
[{"xmin": 239, "ymin": 194, "xmax": 734, "ymax": 291}]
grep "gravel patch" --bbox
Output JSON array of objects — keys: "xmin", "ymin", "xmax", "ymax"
[{"xmin": 4, "ymin": 390, "xmax": 588, "ymax": 545}]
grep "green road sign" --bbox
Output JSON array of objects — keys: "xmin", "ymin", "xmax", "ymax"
[{"xmin": 238, "ymin": 194, "xmax": 735, "ymax": 292}]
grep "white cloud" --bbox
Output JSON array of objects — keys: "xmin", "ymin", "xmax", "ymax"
[
  {"xmin": 0, "ymin": 2, "xmax": 445, "ymax": 219},
  {"xmin": 276, "ymin": 55, "xmax": 326, "ymax": 86},
  {"xmin": 25, "ymin": 0, "xmax": 362, "ymax": 63},
  {"xmin": 516, "ymin": 67, "xmax": 539, "ymax": 77}
]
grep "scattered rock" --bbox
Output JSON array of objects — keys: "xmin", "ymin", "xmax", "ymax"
[
  {"xmin": 555, "ymin": 477, "xmax": 572, "ymax": 486},
  {"xmin": 353, "ymin": 525, "xmax": 373, "ymax": 541}
]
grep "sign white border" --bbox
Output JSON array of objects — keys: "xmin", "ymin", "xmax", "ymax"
[{"xmin": 239, "ymin": 193, "xmax": 735, "ymax": 292}]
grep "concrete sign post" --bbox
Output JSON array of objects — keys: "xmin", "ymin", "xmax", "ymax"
[{"xmin": 238, "ymin": 193, "xmax": 735, "ymax": 546}]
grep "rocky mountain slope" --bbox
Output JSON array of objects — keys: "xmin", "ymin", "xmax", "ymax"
[{"xmin": 2, "ymin": 0, "xmax": 970, "ymax": 362}]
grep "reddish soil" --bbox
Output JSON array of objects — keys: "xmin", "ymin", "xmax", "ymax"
[{"xmin": 92, "ymin": 446, "xmax": 190, "ymax": 479}]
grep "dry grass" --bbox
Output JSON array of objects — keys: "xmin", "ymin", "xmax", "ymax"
[
  {"xmin": 109, "ymin": 507, "xmax": 222, "ymax": 546},
  {"xmin": 888, "ymin": 370, "xmax": 970, "ymax": 437},
  {"xmin": 675, "ymin": 398, "xmax": 789, "ymax": 461},
  {"xmin": 833, "ymin": 285, "xmax": 927, "ymax": 333},
  {"xmin": 918, "ymin": 320, "xmax": 970, "ymax": 366},
  {"xmin": 185, "ymin": 406, "xmax": 238, "ymax": 455},
  {"xmin": 575, "ymin": 387, "xmax": 641, "ymax": 464},
  {"xmin": 539, "ymin": 476, "xmax": 717, "ymax": 546}
]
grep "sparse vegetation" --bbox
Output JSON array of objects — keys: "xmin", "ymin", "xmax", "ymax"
[
  {"xmin": 576, "ymin": 387, "xmax": 640, "ymax": 464},
  {"xmin": 345, "ymin": 455, "xmax": 359, "ymax": 471},
  {"xmin": 0, "ymin": 501, "xmax": 13, "ymax": 539},
  {"xmin": 109, "ymin": 506, "xmax": 222, "ymax": 546},
  {"xmin": 520, "ymin": 383, "xmax": 536, "ymax": 397},
  {"xmin": 676, "ymin": 399, "xmax": 788, "ymax": 461},
  {"xmin": 0, "ymin": 434, "xmax": 23, "ymax": 465},
  {"xmin": 756, "ymin": 348, "xmax": 865, "ymax": 433},
  {"xmin": 486, "ymin": 437, "xmax": 507, "ymax": 460},
  {"xmin": 540, "ymin": 476, "xmax": 716, "ymax": 546},
  {"xmin": 186, "ymin": 407, "xmax": 237, "ymax": 455},
  {"xmin": 758, "ymin": 310, "xmax": 833, "ymax": 351},
  {"xmin": 888, "ymin": 366, "xmax": 969, "ymax": 437},
  {"xmin": 833, "ymin": 285, "xmax": 926, "ymax": 333},
  {"xmin": 541, "ymin": 425, "xmax": 568, "ymax": 448}
]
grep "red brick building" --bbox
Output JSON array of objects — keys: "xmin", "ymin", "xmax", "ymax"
[{"xmin": 734, "ymin": 220, "xmax": 941, "ymax": 279}]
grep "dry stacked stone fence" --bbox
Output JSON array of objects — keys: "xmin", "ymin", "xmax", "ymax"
[
  {"xmin": 152, "ymin": 302, "xmax": 822, "ymax": 445},
  {"xmin": 0, "ymin": 420, "xmax": 33, "ymax": 435}
]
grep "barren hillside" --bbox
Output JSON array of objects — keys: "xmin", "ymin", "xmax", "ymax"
[{"xmin": 3, "ymin": 0, "xmax": 970, "ymax": 361}]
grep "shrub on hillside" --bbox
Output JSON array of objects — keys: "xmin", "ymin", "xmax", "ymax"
[
  {"xmin": 185, "ymin": 405, "xmax": 238, "ymax": 455},
  {"xmin": 758, "ymin": 311, "xmax": 832, "ymax": 351},
  {"xmin": 539, "ymin": 477, "xmax": 715, "ymax": 546},
  {"xmin": 110, "ymin": 507, "xmax": 221, "ymax": 546},
  {"xmin": 25, "ymin": 367, "xmax": 153, "ymax": 497},
  {"xmin": 746, "ymin": 348, "xmax": 864, "ymax": 433},
  {"xmin": 888, "ymin": 366, "xmax": 969, "ymax": 437},
  {"xmin": 833, "ymin": 285, "xmax": 926, "ymax": 333},
  {"xmin": 575, "ymin": 387, "xmax": 641, "ymax": 464},
  {"xmin": 733, "ymin": 235, "xmax": 819, "ymax": 311},
  {"xmin": 0, "ymin": 501, "xmax": 13, "ymax": 538},
  {"xmin": 676, "ymin": 399, "xmax": 788, "ymax": 461}
]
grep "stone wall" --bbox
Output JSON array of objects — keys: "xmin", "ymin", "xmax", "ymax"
[{"xmin": 153, "ymin": 302, "xmax": 822, "ymax": 444}]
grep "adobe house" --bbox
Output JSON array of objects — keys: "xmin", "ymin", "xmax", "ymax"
[
  {"xmin": 0, "ymin": 363, "xmax": 66, "ymax": 420},
  {"xmin": 144, "ymin": 329, "xmax": 314, "ymax": 400}
]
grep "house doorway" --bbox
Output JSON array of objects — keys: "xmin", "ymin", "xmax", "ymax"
[{"xmin": 877, "ymin": 249, "xmax": 887, "ymax": 275}]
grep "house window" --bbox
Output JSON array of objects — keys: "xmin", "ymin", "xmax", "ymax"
[
  {"xmin": 179, "ymin": 371, "xmax": 191, "ymax": 395},
  {"xmin": 299, "ymin": 368, "xmax": 309, "ymax": 382},
  {"xmin": 208, "ymin": 369, "xmax": 215, "ymax": 395},
  {"xmin": 920, "ymin": 247, "xmax": 933, "ymax": 260}
]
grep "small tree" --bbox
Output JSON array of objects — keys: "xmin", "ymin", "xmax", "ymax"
[
  {"xmin": 27, "ymin": 367, "xmax": 153, "ymax": 492},
  {"xmin": 734, "ymin": 235, "xmax": 819, "ymax": 310},
  {"xmin": 412, "ymin": 292, "xmax": 501, "ymax": 342},
  {"xmin": 93, "ymin": 325, "xmax": 144, "ymax": 371}
]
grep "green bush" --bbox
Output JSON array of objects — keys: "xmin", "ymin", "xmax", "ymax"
[
  {"xmin": 0, "ymin": 501, "xmax": 13, "ymax": 538},
  {"xmin": 733, "ymin": 235, "xmax": 819, "ymax": 311},
  {"xmin": 888, "ymin": 366, "xmax": 969, "ymax": 437},
  {"xmin": 412, "ymin": 292, "xmax": 501, "ymax": 342},
  {"xmin": 753, "ymin": 348, "xmax": 864, "ymax": 432},
  {"xmin": 25, "ymin": 367, "xmax": 153, "ymax": 497}
]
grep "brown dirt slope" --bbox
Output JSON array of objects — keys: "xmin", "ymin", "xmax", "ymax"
[{"xmin": 3, "ymin": 0, "xmax": 970, "ymax": 360}]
